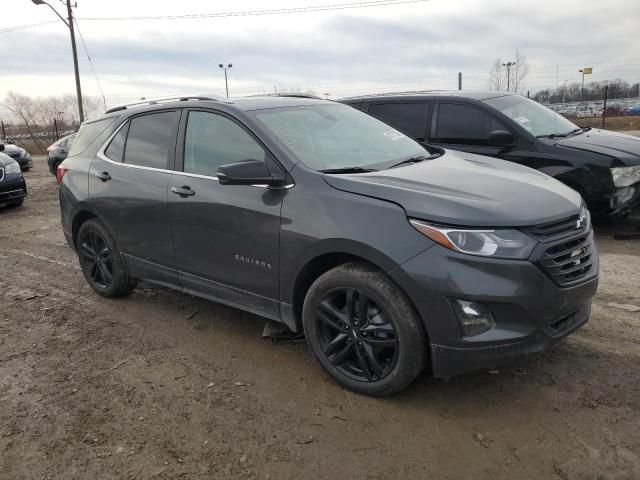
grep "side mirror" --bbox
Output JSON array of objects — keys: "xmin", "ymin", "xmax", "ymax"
[
  {"xmin": 217, "ymin": 159, "xmax": 286, "ymax": 187},
  {"xmin": 488, "ymin": 130, "xmax": 514, "ymax": 147}
]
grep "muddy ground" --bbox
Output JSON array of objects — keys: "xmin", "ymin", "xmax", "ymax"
[{"xmin": 1, "ymin": 157, "xmax": 639, "ymax": 480}]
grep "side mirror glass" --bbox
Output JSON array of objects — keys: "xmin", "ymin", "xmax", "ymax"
[
  {"xmin": 217, "ymin": 159, "xmax": 285, "ymax": 187},
  {"xmin": 488, "ymin": 130, "xmax": 514, "ymax": 147}
]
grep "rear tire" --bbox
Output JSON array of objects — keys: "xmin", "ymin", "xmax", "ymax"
[
  {"xmin": 77, "ymin": 219, "xmax": 135, "ymax": 298},
  {"xmin": 302, "ymin": 262, "xmax": 427, "ymax": 396}
]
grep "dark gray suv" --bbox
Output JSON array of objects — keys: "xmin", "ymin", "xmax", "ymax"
[{"xmin": 57, "ymin": 94, "xmax": 599, "ymax": 396}]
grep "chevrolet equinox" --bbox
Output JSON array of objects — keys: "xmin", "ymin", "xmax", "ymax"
[{"xmin": 58, "ymin": 94, "xmax": 599, "ymax": 396}]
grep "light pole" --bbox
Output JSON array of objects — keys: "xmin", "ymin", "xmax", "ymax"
[
  {"xmin": 31, "ymin": 0, "xmax": 84, "ymax": 123},
  {"xmin": 218, "ymin": 63, "xmax": 232, "ymax": 98},
  {"xmin": 502, "ymin": 61, "xmax": 514, "ymax": 92}
]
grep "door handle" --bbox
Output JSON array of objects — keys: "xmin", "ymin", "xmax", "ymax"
[
  {"xmin": 94, "ymin": 171, "xmax": 111, "ymax": 182},
  {"xmin": 170, "ymin": 186, "xmax": 196, "ymax": 197}
]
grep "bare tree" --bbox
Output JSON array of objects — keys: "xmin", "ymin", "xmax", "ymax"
[
  {"xmin": 2, "ymin": 91, "xmax": 103, "ymax": 153},
  {"xmin": 488, "ymin": 58, "xmax": 505, "ymax": 91},
  {"xmin": 488, "ymin": 50, "xmax": 530, "ymax": 93},
  {"xmin": 510, "ymin": 50, "xmax": 530, "ymax": 94}
]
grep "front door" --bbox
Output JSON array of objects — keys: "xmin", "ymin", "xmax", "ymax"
[
  {"xmin": 89, "ymin": 109, "xmax": 181, "ymax": 285},
  {"xmin": 167, "ymin": 109, "xmax": 286, "ymax": 319},
  {"xmin": 429, "ymin": 102, "xmax": 537, "ymax": 165}
]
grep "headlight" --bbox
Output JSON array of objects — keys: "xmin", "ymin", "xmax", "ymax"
[
  {"xmin": 4, "ymin": 161, "xmax": 21, "ymax": 175},
  {"xmin": 409, "ymin": 220, "xmax": 536, "ymax": 259},
  {"xmin": 611, "ymin": 165, "xmax": 640, "ymax": 188}
]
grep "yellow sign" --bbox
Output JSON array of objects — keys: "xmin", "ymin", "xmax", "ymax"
[{"xmin": 582, "ymin": 67, "xmax": 593, "ymax": 74}]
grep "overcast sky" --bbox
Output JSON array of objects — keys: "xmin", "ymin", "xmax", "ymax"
[{"xmin": 1, "ymin": 0, "xmax": 639, "ymax": 110}]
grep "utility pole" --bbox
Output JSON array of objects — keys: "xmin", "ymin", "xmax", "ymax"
[
  {"xmin": 503, "ymin": 61, "xmax": 514, "ymax": 92},
  {"xmin": 601, "ymin": 85, "xmax": 608, "ymax": 129},
  {"xmin": 31, "ymin": 0, "xmax": 84, "ymax": 123},
  {"xmin": 66, "ymin": 0, "xmax": 84, "ymax": 122},
  {"xmin": 1, "ymin": 120, "xmax": 6, "ymax": 139},
  {"xmin": 458, "ymin": 72, "xmax": 462, "ymax": 90}
]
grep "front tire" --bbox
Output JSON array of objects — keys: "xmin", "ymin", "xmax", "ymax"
[
  {"xmin": 77, "ymin": 219, "xmax": 135, "ymax": 298},
  {"xmin": 302, "ymin": 263, "xmax": 427, "ymax": 396}
]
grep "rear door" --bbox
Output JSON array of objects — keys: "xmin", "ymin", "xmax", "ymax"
[
  {"xmin": 167, "ymin": 109, "xmax": 286, "ymax": 319},
  {"xmin": 89, "ymin": 109, "xmax": 180, "ymax": 285},
  {"xmin": 368, "ymin": 102, "xmax": 431, "ymax": 142}
]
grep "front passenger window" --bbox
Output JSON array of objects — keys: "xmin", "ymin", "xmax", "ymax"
[
  {"xmin": 184, "ymin": 111, "xmax": 266, "ymax": 177},
  {"xmin": 435, "ymin": 103, "xmax": 507, "ymax": 145}
]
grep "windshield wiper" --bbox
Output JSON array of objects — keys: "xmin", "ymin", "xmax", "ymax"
[
  {"xmin": 537, "ymin": 127, "xmax": 590, "ymax": 139},
  {"xmin": 389, "ymin": 154, "xmax": 436, "ymax": 169},
  {"xmin": 318, "ymin": 167, "xmax": 378, "ymax": 174}
]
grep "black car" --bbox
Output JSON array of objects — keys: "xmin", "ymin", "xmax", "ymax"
[
  {"xmin": 342, "ymin": 91, "xmax": 640, "ymax": 220},
  {"xmin": 58, "ymin": 94, "xmax": 598, "ymax": 396},
  {"xmin": 47, "ymin": 133, "xmax": 76, "ymax": 175},
  {"xmin": 0, "ymin": 148, "xmax": 27, "ymax": 208},
  {"xmin": 0, "ymin": 139, "xmax": 33, "ymax": 171}
]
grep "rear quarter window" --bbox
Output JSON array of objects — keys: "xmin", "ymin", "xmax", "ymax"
[{"xmin": 67, "ymin": 117, "xmax": 117, "ymax": 158}]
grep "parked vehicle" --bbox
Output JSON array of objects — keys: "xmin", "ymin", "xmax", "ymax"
[
  {"xmin": 627, "ymin": 106, "xmax": 640, "ymax": 116},
  {"xmin": 47, "ymin": 133, "xmax": 77, "ymax": 175},
  {"xmin": 0, "ymin": 147, "xmax": 27, "ymax": 208},
  {"xmin": 342, "ymin": 91, "xmax": 640, "ymax": 220},
  {"xmin": 58, "ymin": 94, "xmax": 598, "ymax": 396},
  {"xmin": 0, "ymin": 139, "xmax": 32, "ymax": 171}
]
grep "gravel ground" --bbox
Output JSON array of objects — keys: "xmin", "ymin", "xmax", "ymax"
[{"xmin": 1, "ymin": 157, "xmax": 639, "ymax": 480}]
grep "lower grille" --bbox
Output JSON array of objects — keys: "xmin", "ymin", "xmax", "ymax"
[{"xmin": 539, "ymin": 233, "xmax": 594, "ymax": 286}]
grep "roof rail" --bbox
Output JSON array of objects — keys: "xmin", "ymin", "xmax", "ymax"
[
  {"xmin": 244, "ymin": 93, "xmax": 323, "ymax": 100},
  {"xmin": 105, "ymin": 93, "xmax": 228, "ymax": 114}
]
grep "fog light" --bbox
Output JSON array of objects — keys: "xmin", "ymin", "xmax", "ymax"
[{"xmin": 449, "ymin": 299, "xmax": 495, "ymax": 337}]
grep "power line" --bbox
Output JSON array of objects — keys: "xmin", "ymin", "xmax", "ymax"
[
  {"xmin": 78, "ymin": 0, "xmax": 430, "ymax": 21},
  {"xmin": 73, "ymin": 18, "xmax": 107, "ymax": 111},
  {"xmin": 0, "ymin": 20, "xmax": 58, "ymax": 34}
]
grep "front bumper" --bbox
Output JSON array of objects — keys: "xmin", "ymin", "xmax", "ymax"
[
  {"xmin": 394, "ymin": 231, "xmax": 599, "ymax": 379},
  {"xmin": 0, "ymin": 175, "xmax": 27, "ymax": 204},
  {"xmin": 15, "ymin": 156, "xmax": 33, "ymax": 169}
]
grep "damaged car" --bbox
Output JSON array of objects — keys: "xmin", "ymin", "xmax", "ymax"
[{"xmin": 342, "ymin": 92, "xmax": 640, "ymax": 220}]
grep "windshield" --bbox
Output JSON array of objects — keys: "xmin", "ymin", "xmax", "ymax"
[
  {"xmin": 251, "ymin": 104, "xmax": 428, "ymax": 171},
  {"xmin": 483, "ymin": 95, "xmax": 579, "ymax": 137}
]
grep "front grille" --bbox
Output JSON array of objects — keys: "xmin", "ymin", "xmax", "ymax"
[
  {"xmin": 538, "ymin": 233, "xmax": 594, "ymax": 286},
  {"xmin": 7, "ymin": 152, "xmax": 20, "ymax": 159},
  {"xmin": 526, "ymin": 213, "xmax": 582, "ymax": 239}
]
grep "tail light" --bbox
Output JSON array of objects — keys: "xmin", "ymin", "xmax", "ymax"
[{"xmin": 56, "ymin": 164, "xmax": 69, "ymax": 184}]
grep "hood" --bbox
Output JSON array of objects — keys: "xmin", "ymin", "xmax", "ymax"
[
  {"xmin": 0, "ymin": 152, "xmax": 17, "ymax": 168},
  {"xmin": 323, "ymin": 150, "xmax": 582, "ymax": 227},
  {"xmin": 554, "ymin": 129, "xmax": 640, "ymax": 166}
]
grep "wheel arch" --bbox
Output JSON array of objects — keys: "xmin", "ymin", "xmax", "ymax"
[{"xmin": 286, "ymin": 241, "xmax": 428, "ymax": 345}]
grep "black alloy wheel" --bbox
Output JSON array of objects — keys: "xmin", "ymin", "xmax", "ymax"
[
  {"xmin": 76, "ymin": 219, "xmax": 136, "ymax": 298},
  {"xmin": 316, "ymin": 288, "xmax": 398, "ymax": 382},
  {"xmin": 303, "ymin": 263, "xmax": 427, "ymax": 396}
]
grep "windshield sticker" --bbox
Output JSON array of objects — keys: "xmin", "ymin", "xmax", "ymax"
[
  {"xmin": 514, "ymin": 116, "xmax": 530, "ymax": 124},
  {"xmin": 384, "ymin": 130, "xmax": 405, "ymax": 141}
]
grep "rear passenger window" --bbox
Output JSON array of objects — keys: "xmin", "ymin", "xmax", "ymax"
[
  {"xmin": 183, "ymin": 111, "xmax": 266, "ymax": 177},
  {"xmin": 124, "ymin": 111, "xmax": 179, "ymax": 169},
  {"xmin": 67, "ymin": 117, "xmax": 116, "ymax": 158},
  {"xmin": 368, "ymin": 103, "xmax": 429, "ymax": 139},
  {"xmin": 435, "ymin": 103, "xmax": 506, "ymax": 145},
  {"xmin": 105, "ymin": 123, "xmax": 129, "ymax": 162}
]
